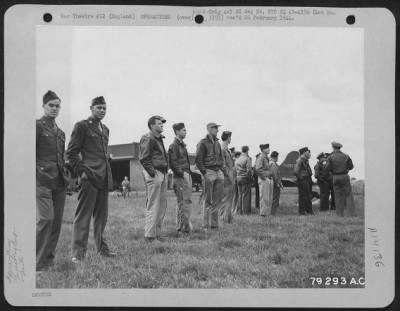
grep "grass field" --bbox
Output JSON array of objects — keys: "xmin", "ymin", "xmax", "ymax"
[{"xmin": 36, "ymin": 187, "xmax": 365, "ymax": 288}]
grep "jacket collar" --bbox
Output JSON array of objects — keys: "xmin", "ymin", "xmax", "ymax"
[
  {"xmin": 174, "ymin": 137, "xmax": 185, "ymax": 146},
  {"xmin": 150, "ymin": 131, "xmax": 165, "ymax": 140},
  {"xmin": 206, "ymin": 134, "xmax": 218, "ymax": 142},
  {"xmin": 40, "ymin": 116, "xmax": 57, "ymax": 132}
]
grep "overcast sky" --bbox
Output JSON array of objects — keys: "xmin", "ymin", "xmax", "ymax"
[{"xmin": 36, "ymin": 25, "xmax": 364, "ymax": 178}]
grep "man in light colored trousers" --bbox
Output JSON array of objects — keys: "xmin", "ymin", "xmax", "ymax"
[
  {"xmin": 195, "ymin": 122, "xmax": 225, "ymax": 230},
  {"xmin": 168, "ymin": 123, "xmax": 193, "ymax": 233},
  {"xmin": 256, "ymin": 144, "xmax": 273, "ymax": 216},
  {"xmin": 139, "ymin": 115, "xmax": 169, "ymax": 242},
  {"xmin": 220, "ymin": 131, "xmax": 235, "ymax": 223}
]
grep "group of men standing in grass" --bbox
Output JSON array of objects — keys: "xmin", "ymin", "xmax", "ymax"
[{"xmin": 36, "ymin": 90, "xmax": 356, "ymax": 272}]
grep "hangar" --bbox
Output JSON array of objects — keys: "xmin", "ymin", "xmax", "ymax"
[{"xmin": 109, "ymin": 142, "xmax": 198, "ymax": 191}]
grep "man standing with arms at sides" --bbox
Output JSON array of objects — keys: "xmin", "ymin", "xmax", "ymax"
[
  {"xmin": 139, "ymin": 115, "xmax": 169, "ymax": 241},
  {"xmin": 168, "ymin": 123, "xmax": 192, "ymax": 234},
  {"xmin": 256, "ymin": 144, "xmax": 273, "ymax": 217},
  {"xmin": 195, "ymin": 123, "xmax": 225, "ymax": 230},
  {"xmin": 326, "ymin": 142, "xmax": 355, "ymax": 217},
  {"xmin": 235, "ymin": 146, "xmax": 252, "ymax": 215},
  {"xmin": 36, "ymin": 90, "xmax": 68, "ymax": 271},
  {"xmin": 294, "ymin": 147, "xmax": 313, "ymax": 215},
  {"xmin": 314, "ymin": 152, "xmax": 331, "ymax": 211},
  {"xmin": 67, "ymin": 96, "xmax": 115, "ymax": 264},
  {"xmin": 220, "ymin": 131, "xmax": 235, "ymax": 223},
  {"xmin": 270, "ymin": 151, "xmax": 284, "ymax": 216}
]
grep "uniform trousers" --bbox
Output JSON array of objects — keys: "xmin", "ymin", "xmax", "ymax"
[
  {"xmin": 143, "ymin": 170, "xmax": 168, "ymax": 237},
  {"xmin": 237, "ymin": 176, "xmax": 251, "ymax": 215},
  {"xmin": 202, "ymin": 169, "xmax": 224, "ymax": 228},
  {"xmin": 259, "ymin": 178, "xmax": 273, "ymax": 216},
  {"xmin": 173, "ymin": 171, "xmax": 192, "ymax": 232},
  {"xmin": 297, "ymin": 177, "xmax": 313, "ymax": 215},
  {"xmin": 318, "ymin": 179, "xmax": 330, "ymax": 211},
  {"xmin": 36, "ymin": 180, "xmax": 66, "ymax": 269},
  {"xmin": 333, "ymin": 174, "xmax": 355, "ymax": 217},
  {"xmin": 271, "ymin": 184, "xmax": 280, "ymax": 215},
  {"xmin": 220, "ymin": 170, "xmax": 235, "ymax": 223},
  {"xmin": 72, "ymin": 179, "xmax": 109, "ymax": 258}
]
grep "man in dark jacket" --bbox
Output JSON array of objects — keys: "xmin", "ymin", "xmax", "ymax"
[
  {"xmin": 139, "ymin": 115, "xmax": 169, "ymax": 241},
  {"xmin": 67, "ymin": 96, "xmax": 115, "ymax": 263},
  {"xmin": 294, "ymin": 147, "xmax": 313, "ymax": 215},
  {"xmin": 36, "ymin": 90, "xmax": 68, "ymax": 271},
  {"xmin": 195, "ymin": 122, "xmax": 225, "ymax": 230},
  {"xmin": 314, "ymin": 152, "xmax": 331, "ymax": 211},
  {"xmin": 168, "ymin": 122, "xmax": 192, "ymax": 233},
  {"xmin": 326, "ymin": 142, "xmax": 355, "ymax": 216}
]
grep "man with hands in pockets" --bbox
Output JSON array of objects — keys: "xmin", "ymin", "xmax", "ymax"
[{"xmin": 139, "ymin": 115, "xmax": 169, "ymax": 242}]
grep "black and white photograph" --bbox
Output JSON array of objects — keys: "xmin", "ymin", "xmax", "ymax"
[{"xmin": 3, "ymin": 5, "xmax": 396, "ymax": 308}]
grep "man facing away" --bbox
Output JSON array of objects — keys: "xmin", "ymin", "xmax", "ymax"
[
  {"xmin": 168, "ymin": 122, "xmax": 192, "ymax": 234},
  {"xmin": 220, "ymin": 131, "xmax": 235, "ymax": 223},
  {"xmin": 255, "ymin": 144, "xmax": 273, "ymax": 217},
  {"xmin": 36, "ymin": 90, "xmax": 68, "ymax": 271},
  {"xmin": 326, "ymin": 141, "xmax": 355, "ymax": 217},
  {"xmin": 294, "ymin": 147, "xmax": 313, "ymax": 215},
  {"xmin": 67, "ymin": 96, "xmax": 115, "ymax": 263},
  {"xmin": 139, "ymin": 115, "xmax": 169, "ymax": 241},
  {"xmin": 195, "ymin": 122, "xmax": 225, "ymax": 230},
  {"xmin": 270, "ymin": 151, "xmax": 284, "ymax": 216},
  {"xmin": 234, "ymin": 146, "xmax": 252, "ymax": 215}
]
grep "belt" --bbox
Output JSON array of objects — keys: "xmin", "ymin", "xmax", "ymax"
[{"xmin": 333, "ymin": 172, "xmax": 348, "ymax": 176}]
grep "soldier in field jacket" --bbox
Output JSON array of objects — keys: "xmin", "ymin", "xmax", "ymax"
[
  {"xmin": 168, "ymin": 122, "xmax": 192, "ymax": 233},
  {"xmin": 326, "ymin": 141, "xmax": 355, "ymax": 217},
  {"xmin": 66, "ymin": 96, "xmax": 115, "ymax": 263},
  {"xmin": 139, "ymin": 115, "xmax": 169, "ymax": 241},
  {"xmin": 195, "ymin": 122, "xmax": 225, "ymax": 230},
  {"xmin": 36, "ymin": 90, "xmax": 68, "ymax": 271},
  {"xmin": 294, "ymin": 147, "xmax": 313, "ymax": 215}
]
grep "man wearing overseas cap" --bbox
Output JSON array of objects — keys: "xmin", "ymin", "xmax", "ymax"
[
  {"xmin": 36, "ymin": 91, "xmax": 69, "ymax": 271},
  {"xmin": 255, "ymin": 144, "xmax": 273, "ymax": 216},
  {"xmin": 294, "ymin": 147, "xmax": 313, "ymax": 215},
  {"xmin": 195, "ymin": 122, "xmax": 225, "ymax": 230},
  {"xmin": 314, "ymin": 152, "xmax": 332, "ymax": 212},
  {"xmin": 326, "ymin": 142, "xmax": 355, "ymax": 216},
  {"xmin": 67, "ymin": 96, "xmax": 115, "ymax": 263},
  {"xmin": 168, "ymin": 122, "xmax": 193, "ymax": 234},
  {"xmin": 139, "ymin": 115, "xmax": 169, "ymax": 241},
  {"xmin": 269, "ymin": 151, "xmax": 284, "ymax": 216},
  {"xmin": 220, "ymin": 131, "xmax": 235, "ymax": 223}
]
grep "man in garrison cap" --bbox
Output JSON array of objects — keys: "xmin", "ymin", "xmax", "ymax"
[
  {"xmin": 168, "ymin": 123, "xmax": 192, "ymax": 234},
  {"xmin": 36, "ymin": 91, "xmax": 68, "ymax": 271},
  {"xmin": 314, "ymin": 152, "xmax": 333, "ymax": 211},
  {"xmin": 220, "ymin": 131, "xmax": 235, "ymax": 223},
  {"xmin": 139, "ymin": 115, "xmax": 169, "ymax": 241},
  {"xmin": 326, "ymin": 142, "xmax": 355, "ymax": 216},
  {"xmin": 195, "ymin": 122, "xmax": 225, "ymax": 230},
  {"xmin": 67, "ymin": 96, "xmax": 115, "ymax": 263},
  {"xmin": 294, "ymin": 147, "xmax": 313, "ymax": 215},
  {"xmin": 255, "ymin": 144, "xmax": 273, "ymax": 216},
  {"xmin": 270, "ymin": 151, "xmax": 284, "ymax": 216}
]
